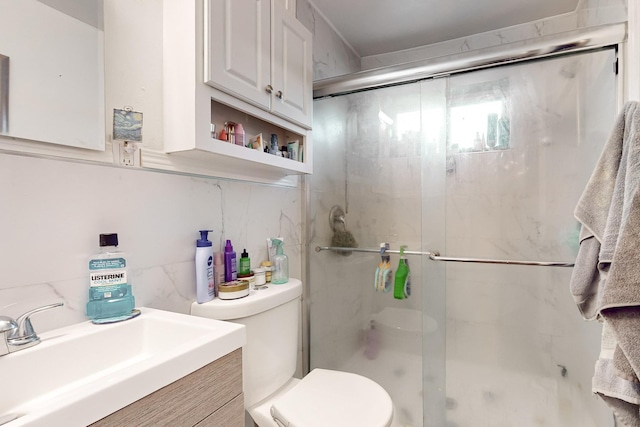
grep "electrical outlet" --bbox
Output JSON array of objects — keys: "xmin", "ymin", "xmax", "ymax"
[
  {"xmin": 112, "ymin": 141, "xmax": 141, "ymax": 167},
  {"xmin": 120, "ymin": 142, "xmax": 135, "ymax": 166}
]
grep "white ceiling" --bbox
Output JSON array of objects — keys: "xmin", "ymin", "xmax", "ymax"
[{"xmin": 309, "ymin": 0, "xmax": 580, "ymax": 57}]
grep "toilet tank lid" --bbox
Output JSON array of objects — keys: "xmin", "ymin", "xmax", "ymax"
[{"xmin": 191, "ymin": 278, "xmax": 302, "ymax": 320}]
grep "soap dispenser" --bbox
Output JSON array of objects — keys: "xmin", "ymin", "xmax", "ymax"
[{"xmin": 271, "ymin": 238, "xmax": 289, "ymax": 284}]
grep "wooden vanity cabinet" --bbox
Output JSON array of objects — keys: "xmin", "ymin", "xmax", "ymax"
[{"xmin": 90, "ymin": 348, "xmax": 243, "ymax": 427}]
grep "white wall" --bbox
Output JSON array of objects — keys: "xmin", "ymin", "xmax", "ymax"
[
  {"xmin": 628, "ymin": 0, "xmax": 640, "ymax": 101},
  {"xmin": 296, "ymin": 0, "xmax": 361, "ymax": 80}
]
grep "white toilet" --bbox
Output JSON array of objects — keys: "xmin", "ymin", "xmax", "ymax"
[{"xmin": 191, "ymin": 278, "xmax": 394, "ymax": 427}]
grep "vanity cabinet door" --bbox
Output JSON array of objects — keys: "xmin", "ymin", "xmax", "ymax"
[
  {"xmin": 90, "ymin": 349, "xmax": 243, "ymax": 427},
  {"xmin": 206, "ymin": 0, "xmax": 271, "ymax": 110},
  {"xmin": 195, "ymin": 393, "xmax": 244, "ymax": 427},
  {"xmin": 270, "ymin": 0, "xmax": 313, "ymax": 128}
]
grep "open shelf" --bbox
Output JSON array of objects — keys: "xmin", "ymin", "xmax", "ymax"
[{"xmin": 193, "ymin": 135, "xmax": 310, "ymax": 175}]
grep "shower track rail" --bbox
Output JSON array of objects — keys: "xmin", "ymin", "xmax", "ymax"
[{"xmin": 315, "ymin": 246, "xmax": 574, "ymax": 267}]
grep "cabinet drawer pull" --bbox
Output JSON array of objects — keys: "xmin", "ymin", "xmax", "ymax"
[
  {"xmin": 265, "ymin": 84, "xmax": 274, "ymax": 94},
  {"xmin": 276, "ymin": 90, "xmax": 283, "ymax": 99}
]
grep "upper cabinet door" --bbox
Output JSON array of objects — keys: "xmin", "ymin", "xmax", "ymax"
[
  {"xmin": 205, "ymin": 0, "xmax": 271, "ymax": 110},
  {"xmin": 271, "ymin": 1, "xmax": 312, "ymax": 128}
]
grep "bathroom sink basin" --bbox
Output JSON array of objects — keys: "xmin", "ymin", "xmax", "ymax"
[{"xmin": 0, "ymin": 307, "xmax": 245, "ymax": 427}]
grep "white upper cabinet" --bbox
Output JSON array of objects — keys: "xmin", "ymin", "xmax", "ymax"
[
  {"xmin": 205, "ymin": 0, "xmax": 271, "ymax": 110},
  {"xmin": 271, "ymin": 2, "xmax": 312, "ymax": 127},
  {"xmin": 205, "ymin": 0, "xmax": 312, "ymax": 129}
]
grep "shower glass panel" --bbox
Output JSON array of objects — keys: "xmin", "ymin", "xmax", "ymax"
[
  {"xmin": 443, "ymin": 49, "xmax": 616, "ymax": 427},
  {"xmin": 311, "ymin": 81, "xmax": 441, "ymax": 426},
  {"xmin": 309, "ymin": 47, "xmax": 617, "ymax": 427}
]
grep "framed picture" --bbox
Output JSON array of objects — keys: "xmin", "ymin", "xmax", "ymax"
[{"xmin": 113, "ymin": 108, "xmax": 143, "ymax": 142}]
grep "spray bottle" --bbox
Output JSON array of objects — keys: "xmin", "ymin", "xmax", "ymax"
[
  {"xmin": 271, "ymin": 238, "xmax": 289, "ymax": 284},
  {"xmin": 394, "ymin": 245, "xmax": 410, "ymax": 299}
]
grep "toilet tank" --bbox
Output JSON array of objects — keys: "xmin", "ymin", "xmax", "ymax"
[{"xmin": 191, "ymin": 279, "xmax": 302, "ymax": 407}]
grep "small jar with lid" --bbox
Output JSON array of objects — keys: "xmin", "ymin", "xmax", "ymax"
[
  {"xmin": 238, "ymin": 273, "xmax": 256, "ymax": 291},
  {"xmin": 252, "ymin": 267, "xmax": 267, "ymax": 289},
  {"xmin": 218, "ymin": 280, "xmax": 249, "ymax": 300},
  {"xmin": 260, "ymin": 261, "xmax": 273, "ymax": 283}
]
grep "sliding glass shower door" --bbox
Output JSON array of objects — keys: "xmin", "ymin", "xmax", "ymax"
[
  {"xmin": 442, "ymin": 49, "xmax": 617, "ymax": 427},
  {"xmin": 311, "ymin": 78, "xmax": 442, "ymax": 426},
  {"xmin": 309, "ymin": 47, "xmax": 617, "ymax": 427}
]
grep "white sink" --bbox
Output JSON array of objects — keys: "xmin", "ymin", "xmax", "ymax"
[{"xmin": 0, "ymin": 307, "xmax": 245, "ymax": 427}]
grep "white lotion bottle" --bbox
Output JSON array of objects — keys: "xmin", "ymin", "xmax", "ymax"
[{"xmin": 196, "ymin": 230, "xmax": 215, "ymax": 303}]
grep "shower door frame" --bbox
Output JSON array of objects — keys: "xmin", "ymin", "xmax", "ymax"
[{"xmin": 304, "ymin": 21, "xmax": 628, "ymax": 425}]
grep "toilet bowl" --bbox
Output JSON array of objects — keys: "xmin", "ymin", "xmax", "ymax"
[
  {"xmin": 370, "ymin": 307, "xmax": 437, "ymax": 355},
  {"xmin": 249, "ymin": 369, "xmax": 393, "ymax": 427},
  {"xmin": 191, "ymin": 279, "xmax": 393, "ymax": 427}
]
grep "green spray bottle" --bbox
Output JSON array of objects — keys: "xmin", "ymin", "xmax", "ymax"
[
  {"xmin": 394, "ymin": 245, "xmax": 410, "ymax": 299},
  {"xmin": 271, "ymin": 238, "xmax": 289, "ymax": 284}
]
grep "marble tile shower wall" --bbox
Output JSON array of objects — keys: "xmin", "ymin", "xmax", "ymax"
[{"xmin": 0, "ymin": 154, "xmax": 302, "ymax": 333}]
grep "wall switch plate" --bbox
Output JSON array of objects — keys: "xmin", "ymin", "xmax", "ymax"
[{"xmin": 112, "ymin": 141, "xmax": 141, "ymax": 167}]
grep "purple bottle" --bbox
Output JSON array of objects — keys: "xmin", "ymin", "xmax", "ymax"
[{"xmin": 224, "ymin": 239, "xmax": 237, "ymax": 282}]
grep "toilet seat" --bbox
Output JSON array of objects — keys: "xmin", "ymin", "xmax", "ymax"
[{"xmin": 268, "ymin": 369, "xmax": 393, "ymax": 427}]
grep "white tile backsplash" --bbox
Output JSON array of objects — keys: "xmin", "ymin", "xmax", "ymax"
[{"xmin": 0, "ymin": 153, "xmax": 302, "ymax": 333}]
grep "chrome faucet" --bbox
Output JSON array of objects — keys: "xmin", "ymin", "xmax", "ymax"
[{"xmin": 0, "ymin": 302, "xmax": 64, "ymax": 356}]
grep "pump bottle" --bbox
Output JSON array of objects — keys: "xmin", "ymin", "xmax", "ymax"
[{"xmin": 196, "ymin": 230, "xmax": 215, "ymax": 303}]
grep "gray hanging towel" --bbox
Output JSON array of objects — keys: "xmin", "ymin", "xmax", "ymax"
[{"xmin": 571, "ymin": 101, "xmax": 640, "ymax": 425}]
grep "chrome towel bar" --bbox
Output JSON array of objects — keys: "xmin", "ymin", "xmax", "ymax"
[{"xmin": 315, "ymin": 246, "xmax": 574, "ymax": 267}]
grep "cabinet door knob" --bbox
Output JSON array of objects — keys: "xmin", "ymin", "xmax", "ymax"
[
  {"xmin": 276, "ymin": 90, "xmax": 283, "ymax": 99},
  {"xmin": 265, "ymin": 85, "xmax": 274, "ymax": 94}
]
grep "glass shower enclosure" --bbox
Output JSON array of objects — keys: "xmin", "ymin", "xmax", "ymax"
[{"xmin": 309, "ymin": 48, "xmax": 618, "ymax": 426}]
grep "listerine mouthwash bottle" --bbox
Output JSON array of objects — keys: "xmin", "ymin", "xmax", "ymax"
[{"xmin": 86, "ymin": 233, "xmax": 136, "ymax": 323}]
